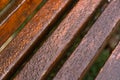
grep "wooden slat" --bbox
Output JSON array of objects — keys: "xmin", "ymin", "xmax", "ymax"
[
  {"xmin": 0, "ymin": 0, "xmax": 73, "ymax": 79},
  {"xmin": 13, "ymin": 0, "xmax": 103, "ymax": 80},
  {"xmin": 96, "ymin": 42, "xmax": 120, "ymax": 80},
  {"xmin": 54, "ymin": 0, "xmax": 120, "ymax": 80},
  {"xmin": 0, "ymin": 0, "xmax": 42, "ymax": 47},
  {"xmin": 0, "ymin": 0, "xmax": 10, "ymax": 11},
  {"xmin": 0, "ymin": 0, "xmax": 26, "ymax": 24}
]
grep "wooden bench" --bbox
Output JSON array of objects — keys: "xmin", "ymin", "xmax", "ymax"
[{"xmin": 0, "ymin": 0, "xmax": 120, "ymax": 80}]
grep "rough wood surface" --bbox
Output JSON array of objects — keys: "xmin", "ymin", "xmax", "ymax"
[
  {"xmin": 0, "ymin": 0, "xmax": 42, "ymax": 47},
  {"xmin": 54, "ymin": 0, "xmax": 120, "ymax": 80},
  {"xmin": 96, "ymin": 42, "xmax": 120, "ymax": 80},
  {"xmin": 13, "ymin": 0, "xmax": 103, "ymax": 80},
  {"xmin": 0, "ymin": 0, "xmax": 10, "ymax": 11},
  {"xmin": 0, "ymin": 0, "xmax": 73, "ymax": 79}
]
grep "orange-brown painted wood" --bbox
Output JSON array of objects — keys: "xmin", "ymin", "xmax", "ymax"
[
  {"xmin": 13, "ymin": 0, "xmax": 103, "ymax": 80},
  {"xmin": 96, "ymin": 42, "xmax": 120, "ymax": 80},
  {"xmin": 0, "ymin": 0, "xmax": 10, "ymax": 11},
  {"xmin": 54, "ymin": 0, "xmax": 120, "ymax": 80},
  {"xmin": 0, "ymin": 0, "xmax": 73, "ymax": 79},
  {"xmin": 0, "ymin": 0, "xmax": 27, "ymax": 24},
  {"xmin": 0, "ymin": 0, "xmax": 42, "ymax": 47}
]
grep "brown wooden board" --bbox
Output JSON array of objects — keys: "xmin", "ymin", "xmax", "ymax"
[
  {"xmin": 13, "ymin": 0, "xmax": 103, "ymax": 80},
  {"xmin": 0, "ymin": 0, "xmax": 42, "ymax": 47},
  {"xmin": 0, "ymin": 0, "xmax": 10, "ymax": 11},
  {"xmin": 0, "ymin": 0, "xmax": 23, "ymax": 24},
  {"xmin": 96, "ymin": 42, "xmax": 120, "ymax": 80},
  {"xmin": 53, "ymin": 0, "xmax": 120, "ymax": 80},
  {"xmin": 0, "ymin": 0, "xmax": 73, "ymax": 79}
]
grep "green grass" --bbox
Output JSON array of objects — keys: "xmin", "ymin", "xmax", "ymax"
[{"xmin": 83, "ymin": 49, "xmax": 110, "ymax": 80}]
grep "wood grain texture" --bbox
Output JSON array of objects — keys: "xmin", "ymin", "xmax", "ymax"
[
  {"xmin": 96, "ymin": 42, "xmax": 120, "ymax": 80},
  {"xmin": 0, "ymin": 0, "xmax": 42, "ymax": 47},
  {"xmin": 0, "ymin": 0, "xmax": 25, "ymax": 24},
  {"xmin": 0, "ymin": 0, "xmax": 73, "ymax": 79},
  {"xmin": 13, "ymin": 0, "xmax": 103, "ymax": 80},
  {"xmin": 54, "ymin": 0, "xmax": 120, "ymax": 80},
  {"xmin": 0, "ymin": 0, "xmax": 10, "ymax": 11}
]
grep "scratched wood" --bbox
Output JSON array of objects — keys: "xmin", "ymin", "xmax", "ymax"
[
  {"xmin": 54, "ymin": 0, "xmax": 120, "ymax": 80},
  {"xmin": 12, "ymin": 0, "xmax": 103, "ymax": 80},
  {"xmin": 96, "ymin": 42, "xmax": 120, "ymax": 80},
  {"xmin": 0, "ymin": 0, "xmax": 42, "ymax": 47},
  {"xmin": 0, "ymin": 0, "xmax": 10, "ymax": 11},
  {"xmin": 0, "ymin": 0, "xmax": 73, "ymax": 79}
]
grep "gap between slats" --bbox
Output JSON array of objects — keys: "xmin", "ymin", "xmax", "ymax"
[
  {"xmin": 0, "ymin": 0, "xmax": 23, "ymax": 25},
  {"xmin": 10, "ymin": 0, "xmax": 79, "ymax": 79},
  {"xmin": 53, "ymin": 0, "xmax": 120, "ymax": 79},
  {"xmin": 11, "ymin": 1, "xmax": 107, "ymax": 79},
  {"xmin": 0, "ymin": 0, "xmax": 46, "ymax": 52},
  {"xmin": 83, "ymin": 25, "xmax": 120, "ymax": 80},
  {"xmin": 0, "ymin": 0, "xmax": 76, "ymax": 80},
  {"xmin": 96, "ymin": 40, "xmax": 120, "ymax": 80},
  {"xmin": 0, "ymin": 0, "xmax": 44, "ymax": 48},
  {"xmin": 46, "ymin": 0, "xmax": 109, "ymax": 80}
]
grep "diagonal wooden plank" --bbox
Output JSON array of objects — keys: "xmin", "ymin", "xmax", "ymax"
[
  {"xmin": 0, "ymin": 0, "xmax": 23, "ymax": 23},
  {"xmin": 0, "ymin": 0, "xmax": 73, "ymax": 79},
  {"xmin": 0, "ymin": 0, "xmax": 42, "ymax": 47},
  {"xmin": 13, "ymin": 0, "xmax": 103, "ymax": 80},
  {"xmin": 0, "ymin": 0, "xmax": 10, "ymax": 11},
  {"xmin": 96, "ymin": 42, "xmax": 120, "ymax": 80},
  {"xmin": 54, "ymin": 0, "xmax": 120, "ymax": 80}
]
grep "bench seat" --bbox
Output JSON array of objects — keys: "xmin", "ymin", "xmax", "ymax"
[{"xmin": 0, "ymin": 0, "xmax": 120, "ymax": 80}]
